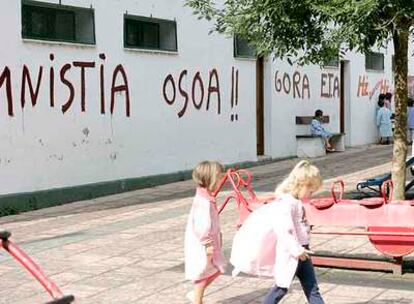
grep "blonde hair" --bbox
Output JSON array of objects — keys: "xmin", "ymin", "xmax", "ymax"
[
  {"xmin": 192, "ymin": 161, "xmax": 225, "ymax": 192},
  {"xmin": 275, "ymin": 160, "xmax": 322, "ymax": 198}
]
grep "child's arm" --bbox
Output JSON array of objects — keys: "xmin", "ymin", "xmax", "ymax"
[
  {"xmin": 273, "ymin": 204, "xmax": 305, "ymax": 258},
  {"xmin": 192, "ymin": 200, "xmax": 213, "ymax": 246},
  {"xmin": 311, "ymin": 119, "xmax": 325, "ymax": 133}
]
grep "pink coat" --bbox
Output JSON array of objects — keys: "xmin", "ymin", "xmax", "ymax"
[
  {"xmin": 184, "ymin": 188, "xmax": 226, "ymax": 281},
  {"xmin": 230, "ymin": 194, "xmax": 305, "ymax": 288}
]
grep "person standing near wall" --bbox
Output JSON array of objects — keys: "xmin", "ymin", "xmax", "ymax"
[
  {"xmin": 377, "ymin": 99, "xmax": 393, "ymax": 145},
  {"xmin": 384, "ymin": 92, "xmax": 393, "ymax": 110},
  {"xmin": 407, "ymin": 97, "xmax": 414, "ymax": 146}
]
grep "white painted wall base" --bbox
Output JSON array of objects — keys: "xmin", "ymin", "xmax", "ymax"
[
  {"xmin": 296, "ymin": 134, "xmax": 346, "ymax": 158},
  {"xmin": 296, "ymin": 137, "xmax": 326, "ymax": 158},
  {"xmin": 331, "ymin": 135, "xmax": 346, "ymax": 152}
]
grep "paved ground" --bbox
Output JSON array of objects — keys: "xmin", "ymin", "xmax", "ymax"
[{"xmin": 0, "ymin": 144, "xmax": 414, "ymax": 304}]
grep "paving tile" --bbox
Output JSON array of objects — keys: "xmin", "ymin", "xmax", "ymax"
[{"xmin": 2, "ymin": 145, "xmax": 414, "ymax": 304}]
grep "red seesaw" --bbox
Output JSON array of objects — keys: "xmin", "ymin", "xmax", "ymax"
[
  {"xmin": 0, "ymin": 231, "xmax": 74, "ymax": 304},
  {"xmin": 213, "ymin": 168, "xmax": 274, "ymax": 229},
  {"xmin": 215, "ymin": 169, "xmax": 414, "ymax": 275}
]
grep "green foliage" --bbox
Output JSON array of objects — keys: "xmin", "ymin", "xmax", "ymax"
[{"xmin": 186, "ymin": 0, "xmax": 414, "ymax": 64}]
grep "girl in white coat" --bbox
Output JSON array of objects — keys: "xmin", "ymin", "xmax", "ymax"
[
  {"xmin": 230, "ymin": 160, "xmax": 325, "ymax": 304},
  {"xmin": 184, "ymin": 161, "xmax": 226, "ymax": 304}
]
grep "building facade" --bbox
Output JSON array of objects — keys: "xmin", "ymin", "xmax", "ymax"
[{"xmin": 0, "ymin": 0, "xmax": 410, "ymax": 210}]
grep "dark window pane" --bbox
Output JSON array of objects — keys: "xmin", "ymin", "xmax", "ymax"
[
  {"xmin": 234, "ymin": 36, "xmax": 255, "ymax": 58},
  {"xmin": 31, "ymin": 10, "xmax": 48, "ymax": 36},
  {"xmin": 324, "ymin": 58, "xmax": 339, "ymax": 67},
  {"xmin": 126, "ymin": 20, "xmax": 159, "ymax": 48},
  {"xmin": 55, "ymin": 11, "xmax": 76, "ymax": 41},
  {"xmin": 75, "ymin": 10, "xmax": 95, "ymax": 43},
  {"xmin": 159, "ymin": 21, "xmax": 177, "ymax": 51},
  {"xmin": 22, "ymin": 2, "xmax": 95, "ymax": 44},
  {"xmin": 366, "ymin": 52, "xmax": 384, "ymax": 71},
  {"xmin": 125, "ymin": 16, "xmax": 177, "ymax": 51}
]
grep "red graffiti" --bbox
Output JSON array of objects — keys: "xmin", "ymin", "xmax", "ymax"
[
  {"xmin": 73, "ymin": 61, "xmax": 96, "ymax": 112},
  {"xmin": 369, "ymin": 78, "xmax": 390, "ymax": 100},
  {"xmin": 163, "ymin": 74, "xmax": 176, "ymax": 105},
  {"xmin": 163, "ymin": 68, "xmax": 222, "ymax": 117},
  {"xmin": 0, "ymin": 66, "xmax": 13, "ymax": 116},
  {"xmin": 60, "ymin": 63, "xmax": 75, "ymax": 114},
  {"xmin": 110, "ymin": 65, "xmax": 130, "ymax": 117},
  {"xmin": 275, "ymin": 70, "xmax": 310, "ymax": 99},
  {"xmin": 230, "ymin": 67, "xmax": 239, "ymax": 121},
  {"xmin": 49, "ymin": 53, "xmax": 55, "ymax": 107},
  {"xmin": 21, "ymin": 65, "xmax": 43, "ymax": 108},
  {"xmin": 357, "ymin": 75, "xmax": 369, "ymax": 97},
  {"xmin": 0, "ymin": 53, "xmax": 131, "ymax": 118},
  {"xmin": 206, "ymin": 69, "xmax": 221, "ymax": 114},
  {"xmin": 99, "ymin": 53, "xmax": 106, "ymax": 114},
  {"xmin": 192, "ymin": 72, "xmax": 204, "ymax": 110},
  {"xmin": 321, "ymin": 73, "xmax": 340, "ymax": 99},
  {"xmin": 178, "ymin": 70, "xmax": 188, "ymax": 118}
]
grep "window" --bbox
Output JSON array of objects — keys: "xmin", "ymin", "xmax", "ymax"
[
  {"xmin": 234, "ymin": 36, "xmax": 256, "ymax": 58},
  {"xmin": 365, "ymin": 52, "xmax": 384, "ymax": 71},
  {"xmin": 22, "ymin": 0, "xmax": 95, "ymax": 44},
  {"xmin": 124, "ymin": 15, "xmax": 177, "ymax": 52},
  {"xmin": 324, "ymin": 57, "xmax": 339, "ymax": 68}
]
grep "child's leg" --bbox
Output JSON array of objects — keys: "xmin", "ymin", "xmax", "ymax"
[
  {"xmin": 323, "ymin": 137, "xmax": 331, "ymax": 149},
  {"xmin": 262, "ymin": 286, "xmax": 288, "ymax": 304},
  {"xmin": 295, "ymin": 259, "xmax": 324, "ymax": 304},
  {"xmin": 193, "ymin": 272, "xmax": 221, "ymax": 304},
  {"xmin": 192, "ymin": 284, "xmax": 206, "ymax": 304}
]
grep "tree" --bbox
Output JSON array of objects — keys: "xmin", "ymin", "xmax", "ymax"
[{"xmin": 187, "ymin": 0, "xmax": 414, "ymax": 199}]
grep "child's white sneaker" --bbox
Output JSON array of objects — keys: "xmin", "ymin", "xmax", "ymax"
[{"xmin": 186, "ymin": 291, "xmax": 194, "ymax": 302}]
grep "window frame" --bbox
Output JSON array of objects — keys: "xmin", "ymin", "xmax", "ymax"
[
  {"xmin": 365, "ymin": 52, "xmax": 385, "ymax": 71},
  {"xmin": 123, "ymin": 14, "xmax": 178, "ymax": 52},
  {"xmin": 233, "ymin": 36, "xmax": 256, "ymax": 59},
  {"xmin": 323, "ymin": 57, "xmax": 340, "ymax": 69},
  {"xmin": 21, "ymin": 0, "xmax": 96, "ymax": 45}
]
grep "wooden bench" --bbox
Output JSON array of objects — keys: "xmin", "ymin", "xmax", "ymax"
[{"xmin": 295, "ymin": 116, "xmax": 345, "ymax": 158}]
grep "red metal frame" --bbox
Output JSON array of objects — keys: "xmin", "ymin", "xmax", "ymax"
[
  {"xmin": 214, "ymin": 169, "xmax": 274, "ymax": 228},
  {"xmin": 216, "ymin": 169, "xmax": 414, "ymax": 275},
  {"xmin": 0, "ymin": 232, "xmax": 74, "ymax": 304}
]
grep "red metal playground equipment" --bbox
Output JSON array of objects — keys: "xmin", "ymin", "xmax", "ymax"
[
  {"xmin": 214, "ymin": 169, "xmax": 414, "ymax": 275},
  {"xmin": 0, "ymin": 231, "xmax": 74, "ymax": 304}
]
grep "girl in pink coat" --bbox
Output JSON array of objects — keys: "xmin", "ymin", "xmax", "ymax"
[
  {"xmin": 184, "ymin": 161, "xmax": 226, "ymax": 304},
  {"xmin": 230, "ymin": 160, "xmax": 325, "ymax": 304}
]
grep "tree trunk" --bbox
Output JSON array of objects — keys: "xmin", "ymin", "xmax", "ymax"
[{"xmin": 391, "ymin": 25, "xmax": 409, "ymax": 200}]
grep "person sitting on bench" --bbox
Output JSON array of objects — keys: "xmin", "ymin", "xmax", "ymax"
[{"xmin": 310, "ymin": 109, "xmax": 335, "ymax": 152}]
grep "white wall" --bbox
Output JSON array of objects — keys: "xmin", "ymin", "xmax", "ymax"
[
  {"xmin": 344, "ymin": 50, "xmax": 394, "ymax": 146},
  {"xmin": 264, "ymin": 49, "xmax": 396, "ymax": 156},
  {"xmin": 266, "ymin": 58, "xmax": 340, "ymax": 157},
  {"xmin": 0, "ymin": 0, "xmax": 257, "ymax": 194},
  {"xmin": 0, "ymin": 0, "xmax": 408, "ymax": 196}
]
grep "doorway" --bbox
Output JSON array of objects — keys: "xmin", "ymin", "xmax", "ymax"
[{"xmin": 256, "ymin": 57, "xmax": 264, "ymax": 155}]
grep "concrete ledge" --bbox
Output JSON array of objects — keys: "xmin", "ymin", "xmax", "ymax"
[
  {"xmin": 297, "ymin": 137, "xmax": 326, "ymax": 158},
  {"xmin": 296, "ymin": 134, "xmax": 346, "ymax": 157}
]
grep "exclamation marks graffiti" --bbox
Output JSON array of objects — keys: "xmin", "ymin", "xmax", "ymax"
[{"xmin": 230, "ymin": 67, "xmax": 239, "ymax": 122}]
